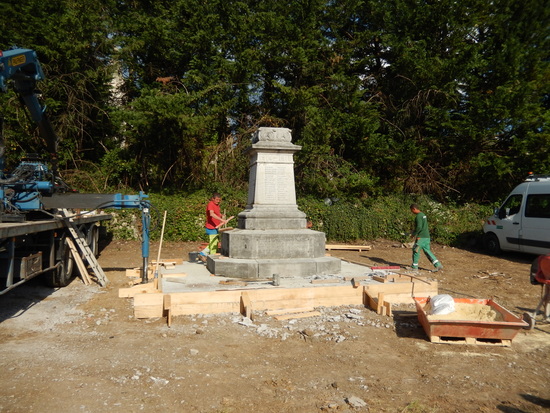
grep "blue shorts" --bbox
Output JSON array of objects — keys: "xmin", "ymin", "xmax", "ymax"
[{"xmin": 205, "ymin": 227, "xmax": 218, "ymax": 236}]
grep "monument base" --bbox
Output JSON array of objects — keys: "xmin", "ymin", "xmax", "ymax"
[
  {"xmin": 220, "ymin": 228, "xmax": 328, "ymax": 259},
  {"xmin": 237, "ymin": 206, "xmax": 307, "ymax": 230},
  {"xmin": 206, "ymin": 255, "xmax": 341, "ymax": 279}
]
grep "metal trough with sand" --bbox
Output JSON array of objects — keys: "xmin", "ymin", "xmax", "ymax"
[{"xmin": 414, "ymin": 297, "xmax": 528, "ymax": 346}]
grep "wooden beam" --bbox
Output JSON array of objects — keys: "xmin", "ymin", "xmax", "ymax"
[
  {"xmin": 126, "ymin": 268, "xmax": 141, "ymax": 278},
  {"xmin": 162, "ymin": 286, "xmax": 365, "ymax": 317},
  {"xmin": 165, "ymin": 290, "xmax": 243, "ymax": 316},
  {"xmin": 325, "ymin": 244, "xmax": 372, "ymax": 251},
  {"xmin": 365, "ymin": 280, "xmax": 437, "ymax": 298},
  {"xmin": 66, "ymin": 237, "xmax": 91, "ymax": 285},
  {"xmin": 164, "ymin": 294, "xmax": 172, "ymax": 327},
  {"xmin": 372, "ymin": 273, "xmax": 430, "ymax": 284},
  {"xmin": 245, "ymin": 285, "xmax": 364, "ymax": 310},
  {"xmin": 240, "ymin": 292, "xmax": 253, "ymax": 319},
  {"xmin": 134, "ymin": 293, "xmax": 164, "ymax": 318},
  {"xmin": 119, "ymin": 282, "xmax": 158, "ymax": 298}
]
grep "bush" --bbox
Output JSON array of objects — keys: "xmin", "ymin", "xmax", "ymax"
[
  {"xmin": 103, "ymin": 189, "xmax": 247, "ymax": 242},
  {"xmin": 104, "ymin": 191, "xmax": 493, "ymax": 248}
]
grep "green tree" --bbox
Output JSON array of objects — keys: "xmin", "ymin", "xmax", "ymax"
[{"xmin": 0, "ymin": 0, "xmax": 115, "ymax": 179}]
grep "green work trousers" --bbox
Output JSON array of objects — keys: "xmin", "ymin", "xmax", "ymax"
[
  {"xmin": 412, "ymin": 238, "xmax": 441, "ymax": 269},
  {"xmin": 208, "ymin": 233, "xmax": 220, "ymax": 254}
]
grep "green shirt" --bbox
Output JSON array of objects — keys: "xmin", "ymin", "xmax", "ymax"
[{"xmin": 413, "ymin": 212, "xmax": 430, "ymax": 238}]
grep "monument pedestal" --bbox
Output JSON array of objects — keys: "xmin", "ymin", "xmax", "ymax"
[{"xmin": 207, "ymin": 127, "xmax": 341, "ymax": 278}]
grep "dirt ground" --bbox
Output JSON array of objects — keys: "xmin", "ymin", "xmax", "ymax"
[{"xmin": 0, "ymin": 239, "xmax": 549, "ymax": 413}]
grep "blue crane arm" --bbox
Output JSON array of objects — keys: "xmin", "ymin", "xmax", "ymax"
[{"xmin": 0, "ymin": 48, "xmax": 58, "ymax": 158}]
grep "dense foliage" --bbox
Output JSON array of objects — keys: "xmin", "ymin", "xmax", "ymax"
[
  {"xmin": 105, "ymin": 192, "xmax": 492, "ymax": 247},
  {"xmin": 1, "ymin": 0, "xmax": 548, "ymax": 203}
]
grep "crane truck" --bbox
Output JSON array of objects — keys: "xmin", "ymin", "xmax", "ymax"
[{"xmin": 0, "ymin": 47, "xmax": 151, "ymax": 295}]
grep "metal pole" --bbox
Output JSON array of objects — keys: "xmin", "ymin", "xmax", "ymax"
[{"xmin": 141, "ymin": 206, "xmax": 151, "ymax": 284}]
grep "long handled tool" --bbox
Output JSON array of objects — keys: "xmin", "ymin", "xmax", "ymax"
[{"xmin": 154, "ymin": 210, "xmax": 168, "ymax": 280}]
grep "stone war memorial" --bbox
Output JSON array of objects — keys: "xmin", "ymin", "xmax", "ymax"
[{"xmin": 207, "ymin": 127, "xmax": 341, "ymax": 278}]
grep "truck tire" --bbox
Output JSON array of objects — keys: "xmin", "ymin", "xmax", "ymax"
[
  {"xmin": 483, "ymin": 233, "xmax": 502, "ymax": 256},
  {"xmin": 48, "ymin": 237, "xmax": 75, "ymax": 287}
]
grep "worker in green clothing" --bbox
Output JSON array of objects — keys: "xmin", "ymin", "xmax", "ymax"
[{"xmin": 408, "ymin": 204, "xmax": 443, "ymax": 272}]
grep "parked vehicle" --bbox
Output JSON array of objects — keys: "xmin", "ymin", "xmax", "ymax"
[
  {"xmin": 483, "ymin": 174, "xmax": 550, "ymax": 255},
  {"xmin": 0, "ymin": 48, "xmax": 151, "ymax": 294}
]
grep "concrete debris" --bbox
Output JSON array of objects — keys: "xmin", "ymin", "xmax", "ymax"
[
  {"xmin": 237, "ymin": 316, "xmax": 255, "ymax": 327},
  {"xmin": 227, "ymin": 305, "xmax": 403, "ymax": 342},
  {"xmin": 345, "ymin": 396, "xmax": 368, "ymax": 409},
  {"xmin": 149, "ymin": 376, "xmax": 170, "ymax": 385},
  {"xmin": 345, "ymin": 312, "xmax": 363, "ymax": 320}
]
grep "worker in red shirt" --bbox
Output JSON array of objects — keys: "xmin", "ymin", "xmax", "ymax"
[{"xmin": 199, "ymin": 193, "xmax": 229, "ymax": 262}]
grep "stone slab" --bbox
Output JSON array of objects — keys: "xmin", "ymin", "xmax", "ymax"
[
  {"xmin": 207, "ymin": 255, "xmax": 341, "ymax": 279},
  {"xmin": 221, "ymin": 228, "xmax": 327, "ymax": 259}
]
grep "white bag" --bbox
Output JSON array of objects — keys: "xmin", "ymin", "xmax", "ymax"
[{"xmin": 429, "ymin": 294, "xmax": 455, "ymax": 315}]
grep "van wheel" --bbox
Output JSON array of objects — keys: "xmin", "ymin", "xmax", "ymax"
[{"xmin": 483, "ymin": 233, "xmax": 502, "ymax": 255}]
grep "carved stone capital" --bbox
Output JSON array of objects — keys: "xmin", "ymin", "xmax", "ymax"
[{"xmin": 252, "ymin": 127, "xmax": 293, "ymax": 143}]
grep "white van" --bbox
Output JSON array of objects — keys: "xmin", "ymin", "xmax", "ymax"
[{"xmin": 483, "ymin": 174, "xmax": 550, "ymax": 255}]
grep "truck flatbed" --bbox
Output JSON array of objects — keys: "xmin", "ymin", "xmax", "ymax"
[
  {"xmin": 0, "ymin": 213, "xmax": 112, "ymax": 239},
  {"xmin": 0, "ymin": 212, "xmax": 113, "ymax": 294}
]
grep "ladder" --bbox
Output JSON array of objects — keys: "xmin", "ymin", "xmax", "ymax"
[{"xmin": 60, "ymin": 209, "xmax": 109, "ymax": 286}]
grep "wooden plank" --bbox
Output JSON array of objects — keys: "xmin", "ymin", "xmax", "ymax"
[
  {"xmin": 372, "ymin": 274, "xmax": 430, "ymax": 284},
  {"xmin": 386, "ymin": 292, "xmax": 438, "ymax": 304},
  {"xmin": 246, "ymin": 286, "xmax": 364, "ymax": 310},
  {"xmin": 118, "ymin": 282, "xmax": 158, "ymax": 298},
  {"xmin": 365, "ymin": 281, "xmax": 438, "ymax": 296},
  {"xmin": 66, "ymin": 237, "xmax": 91, "ymax": 285},
  {"xmin": 275, "ymin": 311, "xmax": 322, "ymax": 321},
  {"xmin": 164, "ymin": 294, "xmax": 172, "ymax": 327},
  {"xmin": 377, "ymin": 292, "xmax": 385, "ymax": 315},
  {"xmin": 126, "ymin": 268, "xmax": 141, "ymax": 278},
  {"xmin": 265, "ymin": 307, "xmax": 315, "ymax": 316},
  {"xmin": 429, "ymin": 335, "xmax": 512, "ymax": 347},
  {"xmin": 162, "ymin": 285, "xmax": 365, "ymax": 317},
  {"xmin": 167, "ymin": 290, "xmax": 243, "ymax": 316},
  {"xmin": 364, "ymin": 288, "xmax": 377, "ymax": 312},
  {"xmin": 151, "ymin": 260, "xmax": 179, "ymax": 266},
  {"xmin": 325, "ymin": 244, "xmax": 372, "ymax": 251},
  {"xmin": 134, "ymin": 293, "xmax": 164, "ymax": 318},
  {"xmin": 240, "ymin": 292, "xmax": 253, "ymax": 319},
  {"xmin": 384, "ymin": 300, "xmax": 392, "ymax": 317}
]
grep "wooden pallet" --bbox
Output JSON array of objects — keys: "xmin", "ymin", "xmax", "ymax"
[{"xmin": 429, "ymin": 335, "xmax": 512, "ymax": 347}]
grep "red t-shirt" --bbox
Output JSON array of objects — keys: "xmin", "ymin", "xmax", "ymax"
[{"xmin": 205, "ymin": 200, "xmax": 221, "ymax": 229}]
